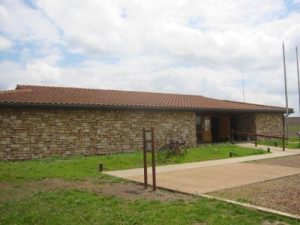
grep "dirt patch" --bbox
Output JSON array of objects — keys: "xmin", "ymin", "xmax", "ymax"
[
  {"xmin": 210, "ymin": 174, "xmax": 300, "ymax": 216},
  {"xmin": 99, "ymin": 182, "xmax": 194, "ymax": 201},
  {"xmin": 252, "ymin": 155, "xmax": 300, "ymax": 168},
  {"xmin": 0, "ymin": 179, "xmax": 194, "ymax": 202}
]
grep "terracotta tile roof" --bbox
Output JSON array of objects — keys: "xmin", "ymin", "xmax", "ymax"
[{"xmin": 0, "ymin": 84, "xmax": 291, "ymax": 113}]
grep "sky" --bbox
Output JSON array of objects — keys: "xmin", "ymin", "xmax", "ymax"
[{"xmin": 0, "ymin": 0, "xmax": 300, "ymax": 114}]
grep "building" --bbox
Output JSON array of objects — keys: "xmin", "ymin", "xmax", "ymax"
[{"xmin": 0, "ymin": 85, "xmax": 293, "ymax": 160}]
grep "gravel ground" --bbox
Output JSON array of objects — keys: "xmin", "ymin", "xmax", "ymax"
[
  {"xmin": 210, "ymin": 155, "xmax": 300, "ymax": 216},
  {"xmin": 251, "ymin": 155, "xmax": 300, "ymax": 168}
]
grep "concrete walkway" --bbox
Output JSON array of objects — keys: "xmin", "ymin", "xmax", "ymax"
[
  {"xmin": 105, "ymin": 144, "xmax": 300, "ymax": 194},
  {"xmin": 105, "ymin": 145, "xmax": 300, "ymax": 219},
  {"xmin": 107, "ymin": 144, "xmax": 300, "ymax": 178}
]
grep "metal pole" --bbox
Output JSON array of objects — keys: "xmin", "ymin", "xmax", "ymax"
[
  {"xmin": 296, "ymin": 47, "xmax": 300, "ymax": 115},
  {"xmin": 282, "ymin": 42, "xmax": 289, "ymax": 138},
  {"xmin": 282, "ymin": 115, "xmax": 285, "ymax": 151},
  {"xmin": 143, "ymin": 128, "xmax": 148, "ymax": 188},
  {"xmin": 151, "ymin": 127, "xmax": 156, "ymax": 191}
]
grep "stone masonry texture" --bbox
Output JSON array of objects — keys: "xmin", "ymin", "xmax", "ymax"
[
  {"xmin": 0, "ymin": 108, "xmax": 197, "ymax": 160},
  {"xmin": 255, "ymin": 113, "xmax": 283, "ymax": 136},
  {"xmin": 227, "ymin": 113, "xmax": 282, "ymax": 141}
]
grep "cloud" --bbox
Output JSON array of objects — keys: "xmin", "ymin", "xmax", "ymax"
[
  {"xmin": 0, "ymin": 54, "xmax": 288, "ymax": 108},
  {"xmin": 35, "ymin": 0, "xmax": 288, "ymax": 57},
  {"xmin": 0, "ymin": 0, "xmax": 300, "ymax": 114},
  {"xmin": 0, "ymin": 60, "xmax": 61, "ymax": 89},
  {"xmin": 0, "ymin": 0, "xmax": 60, "ymax": 44},
  {"xmin": 0, "ymin": 35, "xmax": 12, "ymax": 51}
]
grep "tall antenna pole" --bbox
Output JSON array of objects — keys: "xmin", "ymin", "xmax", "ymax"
[
  {"xmin": 240, "ymin": 60, "xmax": 246, "ymax": 102},
  {"xmin": 242, "ymin": 76, "xmax": 245, "ymax": 103},
  {"xmin": 296, "ymin": 46, "xmax": 300, "ymax": 115},
  {"xmin": 282, "ymin": 42, "xmax": 289, "ymax": 138}
]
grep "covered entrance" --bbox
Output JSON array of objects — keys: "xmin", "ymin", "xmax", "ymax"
[{"xmin": 196, "ymin": 113, "xmax": 253, "ymax": 143}]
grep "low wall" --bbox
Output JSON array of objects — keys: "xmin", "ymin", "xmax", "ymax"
[{"xmin": 0, "ymin": 108, "xmax": 197, "ymax": 160}]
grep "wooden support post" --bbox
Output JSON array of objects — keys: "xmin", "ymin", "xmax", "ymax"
[
  {"xmin": 282, "ymin": 135, "xmax": 286, "ymax": 151},
  {"xmin": 255, "ymin": 133, "xmax": 257, "ymax": 147},
  {"xmin": 142, "ymin": 128, "xmax": 148, "ymax": 188},
  {"xmin": 99, "ymin": 163, "xmax": 103, "ymax": 172},
  {"xmin": 151, "ymin": 127, "xmax": 156, "ymax": 191},
  {"xmin": 143, "ymin": 127, "xmax": 156, "ymax": 191}
]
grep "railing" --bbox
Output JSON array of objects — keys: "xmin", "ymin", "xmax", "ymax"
[{"xmin": 230, "ymin": 130, "xmax": 287, "ymax": 151}]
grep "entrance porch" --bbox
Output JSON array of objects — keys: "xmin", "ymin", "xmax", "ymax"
[{"xmin": 196, "ymin": 113, "xmax": 256, "ymax": 143}]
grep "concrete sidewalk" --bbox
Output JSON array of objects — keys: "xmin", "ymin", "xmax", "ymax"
[
  {"xmin": 107, "ymin": 144, "xmax": 300, "ymax": 178},
  {"xmin": 125, "ymin": 162, "xmax": 300, "ymax": 194},
  {"xmin": 105, "ymin": 144, "xmax": 300, "ymax": 219}
]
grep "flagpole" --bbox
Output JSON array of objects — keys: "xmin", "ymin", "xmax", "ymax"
[
  {"xmin": 282, "ymin": 42, "xmax": 289, "ymax": 138},
  {"xmin": 296, "ymin": 47, "xmax": 300, "ymax": 115}
]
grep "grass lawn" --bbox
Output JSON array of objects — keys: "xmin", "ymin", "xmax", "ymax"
[
  {"xmin": 258, "ymin": 138, "xmax": 300, "ymax": 149},
  {"xmin": 1, "ymin": 144, "xmax": 298, "ymax": 225},
  {"xmin": 288, "ymin": 124, "xmax": 300, "ymax": 138},
  {"xmin": 0, "ymin": 144, "xmax": 266, "ymax": 183},
  {"xmin": 1, "ymin": 189, "xmax": 299, "ymax": 225}
]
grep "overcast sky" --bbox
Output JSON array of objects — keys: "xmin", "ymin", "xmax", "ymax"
[{"xmin": 0, "ymin": 0, "xmax": 300, "ymax": 114}]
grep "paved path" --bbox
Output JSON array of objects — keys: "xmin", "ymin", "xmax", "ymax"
[{"xmin": 105, "ymin": 144, "xmax": 300, "ymax": 194}]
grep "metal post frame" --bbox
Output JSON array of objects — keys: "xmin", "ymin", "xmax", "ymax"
[
  {"xmin": 142, "ymin": 128, "xmax": 148, "ymax": 188},
  {"xmin": 151, "ymin": 127, "xmax": 156, "ymax": 191},
  {"xmin": 142, "ymin": 127, "xmax": 156, "ymax": 191}
]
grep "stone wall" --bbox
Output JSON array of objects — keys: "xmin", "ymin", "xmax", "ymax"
[
  {"xmin": 255, "ymin": 113, "xmax": 283, "ymax": 136},
  {"xmin": 0, "ymin": 108, "xmax": 197, "ymax": 160},
  {"xmin": 233, "ymin": 113, "xmax": 283, "ymax": 141},
  {"xmin": 236, "ymin": 114, "xmax": 256, "ymax": 132}
]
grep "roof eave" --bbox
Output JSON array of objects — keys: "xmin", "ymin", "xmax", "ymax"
[{"xmin": 0, "ymin": 102, "xmax": 290, "ymax": 113}]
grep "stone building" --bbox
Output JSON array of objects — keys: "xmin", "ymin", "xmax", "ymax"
[{"xmin": 0, "ymin": 85, "xmax": 293, "ymax": 160}]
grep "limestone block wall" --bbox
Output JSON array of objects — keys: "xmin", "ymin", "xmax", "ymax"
[
  {"xmin": 233, "ymin": 113, "xmax": 283, "ymax": 141},
  {"xmin": 255, "ymin": 113, "xmax": 283, "ymax": 136},
  {"xmin": 0, "ymin": 108, "xmax": 197, "ymax": 160}
]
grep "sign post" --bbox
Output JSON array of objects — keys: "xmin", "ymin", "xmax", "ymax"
[{"xmin": 142, "ymin": 127, "xmax": 156, "ymax": 191}]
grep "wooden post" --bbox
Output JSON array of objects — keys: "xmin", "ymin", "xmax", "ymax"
[
  {"xmin": 99, "ymin": 163, "xmax": 103, "ymax": 172},
  {"xmin": 151, "ymin": 127, "xmax": 156, "ymax": 191},
  {"xmin": 255, "ymin": 133, "xmax": 257, "ymax": 147},
  {"xmin": 142, "ymin": 128, "xmax": 148, "ymax": 188}
]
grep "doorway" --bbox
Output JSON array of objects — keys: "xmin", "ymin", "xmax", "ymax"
[{"xmin": 211, "ymin": 117, "xmax": 219, "ymax": 142}]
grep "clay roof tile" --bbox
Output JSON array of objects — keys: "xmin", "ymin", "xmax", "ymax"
[{"xmin": 0, "ymin": 84, "xmax": 292, "ymax": 113}]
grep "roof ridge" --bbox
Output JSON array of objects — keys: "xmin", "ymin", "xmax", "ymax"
[{"xmin": 16, "ymin": 84, "xmax": 207, "ymax": 98}]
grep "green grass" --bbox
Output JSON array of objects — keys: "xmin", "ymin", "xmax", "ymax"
[
  {"xmin": 258, "ymin": 138, "xmax": 300, "ymax": 149},
  {"xmin": 0, "ymin": 189, "xmax": 298, "ymax": 225},
  {"xmin": 0, "ymin": 144, "xmax": 266, "ymax": 183},
  {"xmin": 288, "ymin": 124, "xmax": 300, "ymax": 138},
  {"xmin": 156, "ymin": 144, "xmax": 265, "ymax": 165},
  {"xmin": 0, "ymin": 144, "xmax": 298, "ymax": 225}
]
